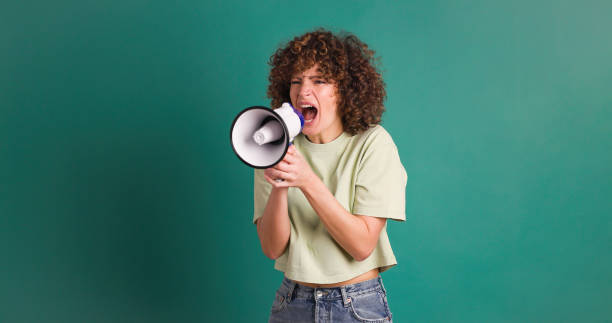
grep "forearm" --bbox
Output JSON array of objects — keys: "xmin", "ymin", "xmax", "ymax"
[
  {"xmin": 300, "ymin": 176, "xmax": 379, "ymax": 261},
  {"xmin": 257, "ymin": 187, "xmax": 291, "ymax": 259}
]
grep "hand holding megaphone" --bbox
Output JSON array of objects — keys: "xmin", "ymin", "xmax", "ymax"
[{"xmin": 230, "ymin": 103, "xmax": 304, "ymax": 168}]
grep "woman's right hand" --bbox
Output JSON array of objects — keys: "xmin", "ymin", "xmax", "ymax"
[{"xmin": 263, "ymin": 145, "xmax": 316, "ymax": 190}]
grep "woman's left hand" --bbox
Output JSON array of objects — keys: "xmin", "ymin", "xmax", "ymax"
[{"xmin": 263, "ymin": 145, "xmax": 315, "ymax": 189}]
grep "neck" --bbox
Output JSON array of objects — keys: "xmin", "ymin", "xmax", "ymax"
[{"xmin": 306, "ymin": 128, "xmax": 343, "ymax": 144}]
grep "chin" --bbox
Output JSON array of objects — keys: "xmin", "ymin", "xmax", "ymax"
[{"xmin": 301, "ymin": 127, "xmax": 317, "ymax": 137}]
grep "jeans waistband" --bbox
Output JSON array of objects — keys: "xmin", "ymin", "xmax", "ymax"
[{"xmin": 279, "ymin": 275, "xmax": 387, "ymax": 303}]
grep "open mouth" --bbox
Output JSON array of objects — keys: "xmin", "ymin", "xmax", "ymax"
[{"xmin": 300, "ymin": 105, "xmax": 318, "ymax": 124}]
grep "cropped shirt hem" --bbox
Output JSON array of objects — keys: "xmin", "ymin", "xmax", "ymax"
[{"xmin": 275, "ymin": 262, "xmax": 398, "ymax": 285}]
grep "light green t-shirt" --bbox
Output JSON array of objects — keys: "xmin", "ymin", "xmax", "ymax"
[{"xmin": 253, "ymin": 125, "xmax": 407, "ymax": 284}]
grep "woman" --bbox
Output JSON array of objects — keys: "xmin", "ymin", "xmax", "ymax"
[{"xmin": 253, "ymin": 28, "xmax": 407, "ymax": 323}]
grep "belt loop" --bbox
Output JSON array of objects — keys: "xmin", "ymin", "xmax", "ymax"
[
  {"xmin": 340, "ymin": 286, "xmax": 350, "ymax": 307},
  {"xmin": 378, "ymin": 276, "xmax": 387, "ymax": 295},
  {"xmin": 286, "ymin": 279, "xmax": 296, "ymax": 303}
]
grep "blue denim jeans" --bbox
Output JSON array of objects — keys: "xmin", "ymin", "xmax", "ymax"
[{"xmin": 269, "ymin": 276, "xmax": 393, "ymax": 323}]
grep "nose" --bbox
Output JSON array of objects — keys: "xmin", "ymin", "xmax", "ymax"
[{"xmin": 298, "ymin": 81, "xmax": 313, "ymax": 97}]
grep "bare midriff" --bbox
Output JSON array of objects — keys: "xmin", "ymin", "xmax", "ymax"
[{"xmin": 291, "ymin": 268, "xmax": 380, "ymax": 288}]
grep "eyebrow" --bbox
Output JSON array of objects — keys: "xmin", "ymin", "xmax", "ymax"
[{"xmin": 291, "ymin": 75, "xmax": 324, "ymax": 80}]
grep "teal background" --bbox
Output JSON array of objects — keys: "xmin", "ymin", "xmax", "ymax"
[{"xmin": 2, "ymin": 0, "xmax": 611, "ymax": 322}]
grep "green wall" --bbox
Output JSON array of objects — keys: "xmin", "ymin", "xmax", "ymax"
[{"xmin": 2, "ymin": 0, "xmax": 611, "ymax": 322}]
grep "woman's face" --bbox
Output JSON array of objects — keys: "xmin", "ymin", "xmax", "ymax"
[{"xmin": 289, "ymin": 64, "xmax": 343, "ymax": 144}]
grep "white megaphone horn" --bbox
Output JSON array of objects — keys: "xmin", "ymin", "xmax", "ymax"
[{"xmin": 230, "ymin": 102, "xmax": 304, "ymax": 168}]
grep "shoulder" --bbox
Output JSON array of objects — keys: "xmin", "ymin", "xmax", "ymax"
[{"xmin": 350, "ymin": 125, "xmax": 398, "ymax": 151}]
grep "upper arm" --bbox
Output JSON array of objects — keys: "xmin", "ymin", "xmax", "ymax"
[{"xmin": 352, "ymin": 128, "xmax": 407, "ymax": 222}]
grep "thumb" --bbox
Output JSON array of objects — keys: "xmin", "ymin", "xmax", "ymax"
[{"xmin": 287, "ymin": 145, "xmax": 297, "ymax": 154}]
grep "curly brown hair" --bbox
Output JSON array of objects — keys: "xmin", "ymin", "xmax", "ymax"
[{"xmin": 267, "ymin": 29, "xmax": 386, "ymax": 135}]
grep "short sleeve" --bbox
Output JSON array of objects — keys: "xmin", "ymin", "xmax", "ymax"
[
  {"xmin": 352, "ymin": 128, "xmax": 407, "ymax": 221},
  {"xmin": 253, "ymin": 168, "xmax": 272, "ymax": 224}
]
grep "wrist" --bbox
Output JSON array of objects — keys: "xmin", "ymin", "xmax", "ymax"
[
  {"xmin": 299, "ymin": 170, "xmax": 319, "ymax": 192},
  {"xmin": 272, "ymin": 186, "xmax": 289, "ymax": 194}
]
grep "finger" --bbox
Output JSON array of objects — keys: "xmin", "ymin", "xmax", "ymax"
[
  {"xmin": 282, "ymin": 152, "xmax": 298, "ymax": 164},
  {"xmin": 273, "ymin": 159, "xmax": 291, "ymax": 169},
  {"xmin": 264, "ymin": 168, "xmax": 284, "ymax": 183},
  {"xmin": 271, "ymin": 155, "xmax": 292, "ymax": 168},
  {"xmin": 267, "ymin": 168, "xmax": 290, "ymax": 181},
  {"xmin": 264, "ymin": 168, "xmax": 279, "ymax": 180},
  {"xmin": 263, "ymin": 173, "xmax": 275, "ymax": 185},
  {"xmin": 263, "ymin": 168, "xmax": 276, "ymax": 178},
  {"xmin": 288, "ymin": 146, "xmax": 302, "ymax": 157},
  {"xmin": 291, "ymin": 146, "xmax": 303, "ymax": 157},
  {"xmin": 263, "ymin": 172, "xmax": 288, "ymax": 187},
  {"xmin": 274, "ymin": 161, "xmax": 293, "ymax": 173}
]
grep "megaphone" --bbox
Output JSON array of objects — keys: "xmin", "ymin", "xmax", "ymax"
[{"xmin": 230, "ymin": 102, "xmax": 304, "ymax": 168}]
